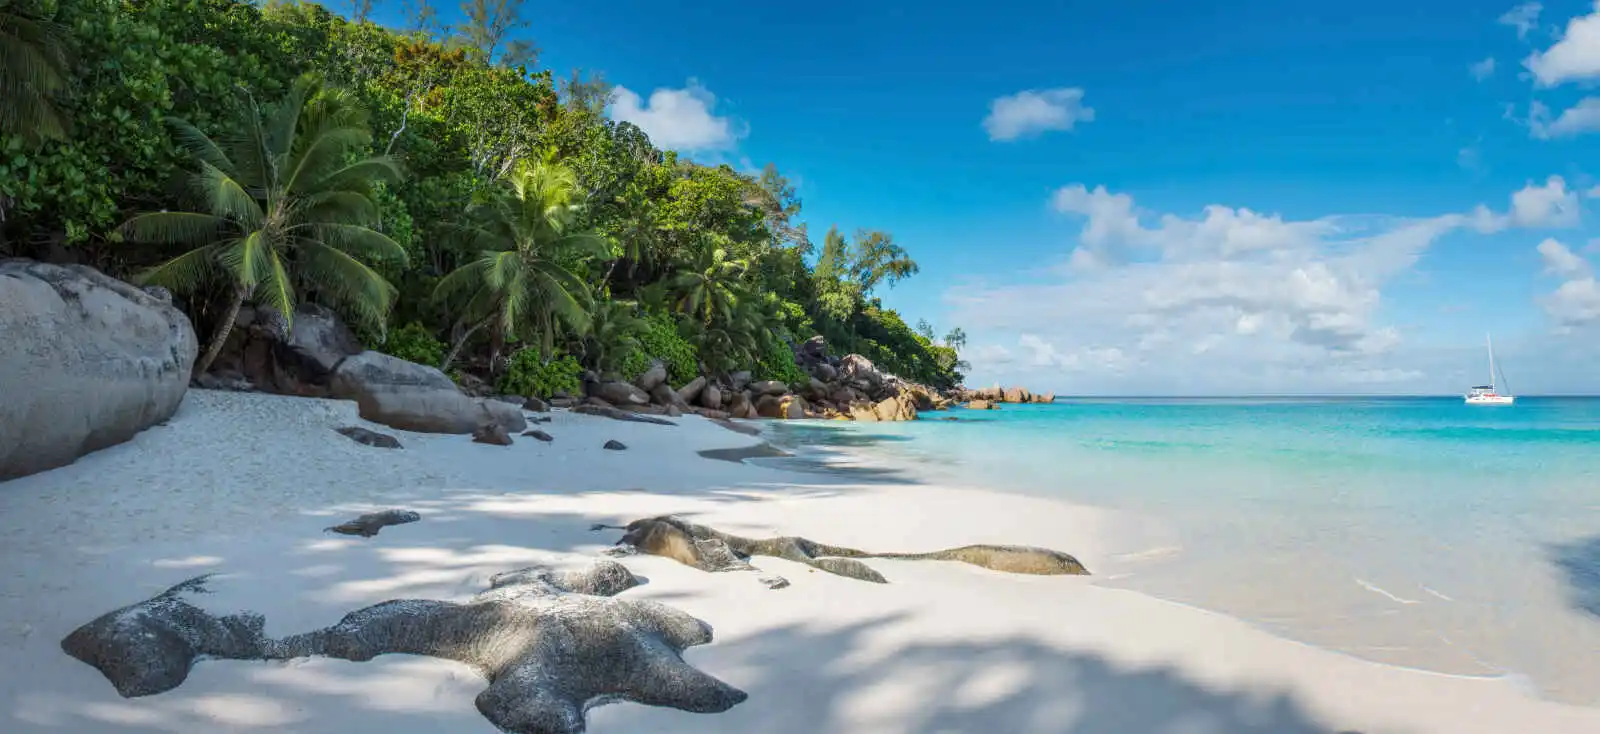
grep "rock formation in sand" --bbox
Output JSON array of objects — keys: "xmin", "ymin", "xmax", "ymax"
[
  {"xmin": 609, "ymin": 516, "xmax": 1090, "ymax": 583},
  {"xmin": 325, "ymin": 509, "xmax": 422, "ymax": 537},
  {"xmin": 0, "ymin": 261, "xmax": 199, "ymax": 480},
  {"xmin": 62, "ymin": 561, "xmax": 746, "ymax": 734}
]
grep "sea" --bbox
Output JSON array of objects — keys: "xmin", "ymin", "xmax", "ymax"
[{"xmin": 758, "ymin": 396, "xmax": 1600, "ymax": 706}]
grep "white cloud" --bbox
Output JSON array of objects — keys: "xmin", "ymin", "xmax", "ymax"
[
  {"xmin": 1587, "ymin": 185, "xmax": 1600, "ymax": 198},
  {"xmin": 1530, "ymin": 96, "xmax": 1600, "ymax": 138},
  {"xmin": 1457, "ymin": 145, "xmax": 1483, "ymax": 171},
  {"xmin": 944, "ymin": 179, "xmax": 1581, "ymax": 393},
  {"xmin": 608, "ymin": 80, "xmax": 743, "ymax": 152},
  {"xmin": 1510, "ymin": 175, "xmax": 1581, "ymax": 226},
  {"xmin": 1500, "ymin": 1, "xmax": 1543, "ymax": 40},
  {"xmin": 1539, "ymin": 241, "xmax": 1600, "ymax": 328},
  {"xmin": 1538, "ymin": 237, "xmax": 1592, "ymax": 277},
  {"xmin": 983, "ymin": 88, "xmax": 1095, "ymax": 142},
  {"xmin": 1471, "ymin": 56, "xmax": 1498, "ymax": 80},
  {"xmin": 965, "ymin": 344, "xmax": 1016, "ymax": 366},
  {"xmin": 1524, "ymin": 2, "xmax": 1600, "ymax": 86}
]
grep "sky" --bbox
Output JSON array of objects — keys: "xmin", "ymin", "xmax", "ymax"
[{"xmin": 369, "ymin": 0, "xmax": 1600, "ymax": 395}]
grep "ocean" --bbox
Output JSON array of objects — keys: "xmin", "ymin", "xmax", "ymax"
[{"xmin": 760, "ymin": 397, "xmax": 1600, "ymax": 706}]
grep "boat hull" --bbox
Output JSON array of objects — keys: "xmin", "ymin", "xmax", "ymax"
[{"xmin": 1464, "ymin": 395, "xmax": 1515, "ymax": 405}]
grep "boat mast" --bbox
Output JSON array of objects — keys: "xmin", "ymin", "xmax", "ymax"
[{"xmin": 1487, "ymin": 333, "xmax": 1496, "ymax": 391}]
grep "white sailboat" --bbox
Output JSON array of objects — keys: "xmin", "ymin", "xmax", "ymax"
[{"xmin": 1465, "ymin": 334, "xmax": 1514, "ymax": 405}]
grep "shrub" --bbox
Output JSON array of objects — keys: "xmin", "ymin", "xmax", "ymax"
[
  {"xmin": 378, "ymin": 321, "xmax": 446, "ymax": 367},
  {"xmin": 755, "ymin": 335, "xmax": 806, "ymax": 387},
  {"xmin": 499, "ymin": 350, "xmax": 583, "ymax": 398},
  {"xmin": 630, "ymin": 311, "xmax": 699, "ymax": 385}
]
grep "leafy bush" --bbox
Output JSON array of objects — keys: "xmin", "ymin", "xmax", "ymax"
[
  {"xmin": 377, "ymin": 322, "xmax": 445, "ymax": 367},
  {"xmin": 628, "ymin": 311, "xmax": 698, "ymax": 385},
  {"xmin": 499, "ymin": 350, "xmax": 583, "ymax": 398},
  {"xmin": 755, "ymin": 335, "xmax": 807, "ymax": 387}
]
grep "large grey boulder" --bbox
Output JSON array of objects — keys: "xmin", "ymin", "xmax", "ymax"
[
  {"xmin": 634, "ymin": 361, "xmax": 668, "ymax": 392},
  {"xmin": 594, "ymin": 380, "xmax": 649, "ymax": 406},
  {"xmin": 330, "ymin": 351, "xmax": 525, "ymax": 434},
  {"xmin": 0, "ymin": 260, "xmax": 198, "ymax": 480},
  {"xmin": 676, "ymin": 375, "xmax": 708, "ymax": 404},
  {"xmin": 62, "ymin": 563, "xmax": 746, "ymax": 733}
]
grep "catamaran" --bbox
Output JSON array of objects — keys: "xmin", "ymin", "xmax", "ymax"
[{"xmin": 1465, "ymin": 334, "xmax": 1514, "ymax": 405}]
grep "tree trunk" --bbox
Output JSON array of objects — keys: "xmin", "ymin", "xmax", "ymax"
[
  {"xmin": 193, "ymin": 284, "xmax": 249, "ymax": 380},
  {"xmin": 440, "ymin": 319, "xmax": 486, "ymax": 372}
]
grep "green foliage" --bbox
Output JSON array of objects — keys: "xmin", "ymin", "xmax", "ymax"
[
  {"xmin": 379, "ymin": 321, "xmax": 445, "ymax": 366},
  {"xmin": 498, "ymin": 349, "xmax": 581, "ymax": 398},
  {"xmin": 5, "ymin": 0, "xmax": 970, "ymax": 394},
  {"xmin": 755, "ymin": 335, "xmax": 806, "ymax": 386},
  {"xmin": 433, "ymin": 153, "xmax": 605, "ymax": 357},
  {"xmin": 630, "ymin": 310, "xmax": 697, "ymax": 385}
]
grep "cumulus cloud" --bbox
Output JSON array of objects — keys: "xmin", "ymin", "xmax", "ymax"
[
  {"xmin": 1538, "ymin": 238, "xmax": 1591, "ymax": 277},
  {"xmin": 1538, "ymin": 241, "xmax": 1600, "ymax": 329},
  {"xmin": 944, "ymin": 179, "xmax": 1580, "ymax": 393},
  {"xmin": 1509, "ymin": 175, "xmax": 1581, "ymax": 226},
  {"xmin": 1524, "ymin": 2, "xmax": 1600, "ymax": 85},
  {"xmin": 609, "ymin": 80, "xmax": 744, "ymax": 152},
  {"xmin": 1471, "ymin": 56, "xmax": 1498, "ymax": 80},
  {"xmin": 983, "ymin": 88, "xmax": 1095, "ymax": 142},
  {"xmin": 1500, "ymin": 1, "xmax": 1543, "ymax": 40},
  {"xmin": 1529, "ymin": 96, "xmax": 1600, "ymax": 138}
]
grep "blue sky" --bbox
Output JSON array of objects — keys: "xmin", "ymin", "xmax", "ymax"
[{"xmin": 372, "ymin": 0, "xmax": 1600, "ymax": 394}]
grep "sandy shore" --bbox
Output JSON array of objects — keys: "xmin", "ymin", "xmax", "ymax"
[{"xmin": 1, "ymin": 390, "xmax": 1597, "ymax": 733}]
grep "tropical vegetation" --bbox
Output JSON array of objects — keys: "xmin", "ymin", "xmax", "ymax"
[{"xmin": 0, "ymin": 0, "xmax": 970, "ymax": 397}]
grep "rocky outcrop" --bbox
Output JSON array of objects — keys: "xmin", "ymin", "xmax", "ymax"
[
  {"xmin": 594, "ymin": 380, "xmax": 649, "ymax": 406},
  {"xmin": 966, "ymin": 384, "xmax": 1055, "ymax": 404},
  {"xmin": 634, "ymin": 361, "xmax": 668, "ymax": 392},
  {"xmin": 473, "ymin": 423, "xmax": 514, "ymax": 445},
  {"xmin": 330, "ymin": 351, "xmax": 526, "ymax": 435},
  {"xmin": 0, "ymin": 261, "xmax": 199, "ymax": 480},
  {"xmin": 334, "ymin": 426, "xmax": 402, "ymax": 449},
  {"xmin": 966, "ymin": 399, "xmax": 995, "ymax": 410},
  {"xmin": 211, "ymin": 303, "xmax": 363, "ymax": 397},
  {"xmin": 609, "ymin": 516, "xmax": 1090, "ymax": 584},
  {"xmin": 62, "ymin": 565, "xmax": 747, "ymax": 733},
  {"xmin": 676, "ymin": 375, "xmax": 707, "ymax": 404},
  {"xmin": 324, "ymin": 509, "xmax": 421, "ymax": 537},
  {"xmin": 571, "ymin": 403, "xmax": 676, "ymax": 426}
]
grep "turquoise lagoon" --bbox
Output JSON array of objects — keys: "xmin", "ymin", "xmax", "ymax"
[{"xmin": 761, "ymin": 397, "xmax": 1600, "ymax": 705}]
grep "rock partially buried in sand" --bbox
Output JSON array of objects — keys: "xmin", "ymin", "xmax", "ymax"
[
  {"xmin": 603, "ymin": 439, "xmax": 627, "ymax": 451},
  {"xmin": 758, "ymin": 576, "xmax": 791, "ymax": 590},
  {"xmin": 325, "ymin": 509, "xmax": 421, "ymax": 537},
  {"xmin": 63, "ymin": 562, "xmax": 747, "ymax": 734},
  {"xmin": 60, "ymin": 575, "xmax": 270, "ymax": 697},
  {"xmin": 474, "ymin": 423, "xmax": 514, "ymax": 445},
  {"xmin": 571, "ymin": 403, "xmax": 676, "ymax": 426},
  {"xmin": 613, "ymin": 516, "xmax": 1089, "ymax": 582},
  {"xmin": 334, "ymin": 426, "xmax": 402, "ymax": 449},
  {"xmin": 522, "ymin": 429, "xmax": 555, "ymax": 442}
]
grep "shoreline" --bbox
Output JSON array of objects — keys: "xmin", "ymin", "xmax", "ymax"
[
  {"xmin": 754, "ymin": 410, "xmax": 1600, "ymax": 706},
  {"xmin": 3, "ymin": 390, "xmax": 1599, "ymax": 733}
]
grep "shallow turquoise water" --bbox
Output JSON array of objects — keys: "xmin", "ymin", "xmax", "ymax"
[{"xmin": 764, "ymin": 398, "xmax": 1600, "ymax": 704}]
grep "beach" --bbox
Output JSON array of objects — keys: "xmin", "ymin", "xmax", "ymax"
[{"xmin": 3, "ymin": 390, "xmax": 1600, "ymax": 733}]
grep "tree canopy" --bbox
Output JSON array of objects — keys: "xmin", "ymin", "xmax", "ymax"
[{"xmin": 0, "ymin": 0, "xmax": 970, "ymax": 392}]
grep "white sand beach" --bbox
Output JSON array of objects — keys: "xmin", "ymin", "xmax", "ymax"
[{"xmin": 2, "ymin": 390, "xmax": 1598, "ymax": 734}]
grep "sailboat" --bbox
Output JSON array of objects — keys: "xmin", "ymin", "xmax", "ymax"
[{"xmin": 1464, "ymin": 334, "xmax": 1514, "ymax": 405}]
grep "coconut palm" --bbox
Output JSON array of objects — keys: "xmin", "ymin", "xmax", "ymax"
[
  {"xmin": 578, "ymin": 298, "xmax": 645, "ymax": 376},
  {"xmin": 434, "ymin": 150, "xmax": 606, "ymax": 370},
  {"xmin": 121, "ymin": 74, "xmax": 407, "ymax": 376},
  {"xmin": 669, "ymin": 236, "xmax": 748, "ymax": 325},
  {"xmin": 0, "ymin": 0, "xmax": 71, "ymax": 143}
]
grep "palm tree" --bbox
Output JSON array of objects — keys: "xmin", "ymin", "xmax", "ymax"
[
  {"xmin": 0, "ymin": 0, "xmax": 71, "ymax": 144},
  {"xmin": 669, "ymin": 236, "xmax": 748, "ymax": 325},
  {"xmin": 579, "ymin": 298, "xmax": 645, "ymax": 376},
  {"xmin": 121, "ymin": 75, "xmax": 407, "ymax": 376},
  {"xmin": 434, "ymin": 150, "xmax": 605, "ymax": 370}
]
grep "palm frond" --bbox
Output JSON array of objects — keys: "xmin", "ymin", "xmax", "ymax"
[
  {"xmin": 301, "ymin": 222, "xmax": 409, "ymax": 266},
  {"xmin": 135, "ymin": 242, "xmax": 224, "ymax": 292},
  {"xmin": 118, "ymin": 212, "xmax": 228, "ymax": 246},
  {"xmin": 314, "ymin": 155, "xmax": 403, "ymax": 192},
  {"xmin": 298, "ymin": 241, "xmax": 397, "ymax": 328},
  {"xmin": 284, "ymin": 126, "xmax": 373, "ymax": 194},
  {"xmin": 254, "ymin": 247, "xmax": 296, "ymax": 323},
  {"xmin": 164, "ymin": 117, "xmax": 233, "ymax": 173},
  {"xmin": 193, "ymin": 161, "xmax": 265, "ymax": 227},
  {"xmin": 217, "ymin": 230, "xmax": 273, "ymax": 289}
]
